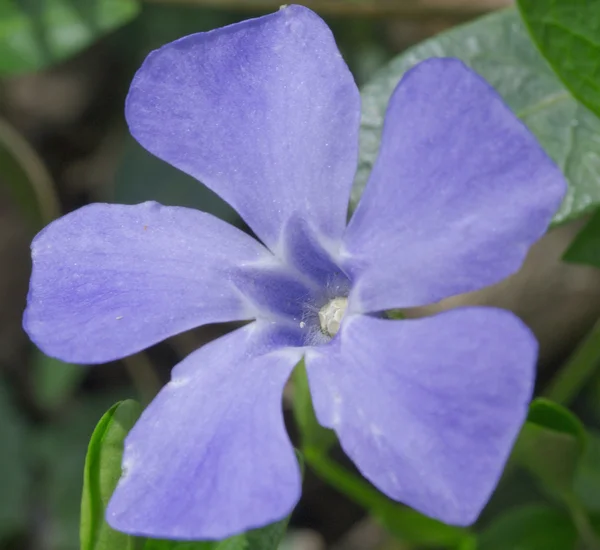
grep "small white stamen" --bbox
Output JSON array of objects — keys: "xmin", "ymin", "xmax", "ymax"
[{"xmin": 318, "ymin": 297, "xmax": 348, "ymax": 337}]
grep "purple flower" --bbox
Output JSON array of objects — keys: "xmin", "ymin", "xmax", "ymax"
[{"xmin": 23, "ymin": 5, "xmax": 566, "ymax": 541}]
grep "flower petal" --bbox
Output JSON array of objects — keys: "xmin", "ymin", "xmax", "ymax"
[
  {"xmin": 305, "ymin": 308, "xmax": 536, "ymax": 525},
  {"xmin": 24, "ymin": 202, "xmax": 272, "ymax": 364},
  {"xmin": 126, "ymin": 5, "xmax": 360, "ymax": 250},
  {"xmin": 107, "ymin": 322, "xmax": 303, "ymax": 540},
  {"xmin": 343, "ymin": 58, "xmax": 566, "ymax": 313}
]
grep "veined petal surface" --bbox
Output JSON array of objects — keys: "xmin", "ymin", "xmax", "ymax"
[
  {"xmin": 126, "ymin": 5, "xmax": 360, "ymax": 250},
  {"xmin": 107, "ymin": 322, "xmax": 303, "ymax": 539},
  {"xmin": 305, "ymin": 308, "xmax": 536, "ymax": 525},
  {"xmin": 24, "ymin": 202, "xmax": 271, "ymax": 363},
  {"xmin": 344, "ymin": 58, "xmax": 566, "ymax": 313}
]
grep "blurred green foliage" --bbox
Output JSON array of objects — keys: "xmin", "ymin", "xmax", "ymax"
[
  {"xmin": 564, "ymin": 207, "xmax": 600, "ymax": 268},
  {"xmin": 478, "ymin": 504, "xmax": 577, "ymax": 550},
  {"xmin": 0, "ymin": 0, "xmax": 140, "ymax": 75}
]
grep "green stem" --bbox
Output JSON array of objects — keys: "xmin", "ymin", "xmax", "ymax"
[
  {"xmin": 303, "ymin": 447, "xmax": 471, "ymax": 549},
  {"xmin": 563, "ymin": 492, "xmax": 600, "ymax": 550},
  {"xmin": 304, "ymin": 446, "xmax": 390, "ymax": 514},
  {"xmin": 122, "ymin": 352, "xmax": 162, "ymax": 405},
  {"xmin": 543, "ymin": 317, "xmax": 600, "ymax": 405}
]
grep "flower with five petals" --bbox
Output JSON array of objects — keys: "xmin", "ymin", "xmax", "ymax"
[{"xmin": 24, "ymin": 5, "xmax": 566, "ymax": 540}]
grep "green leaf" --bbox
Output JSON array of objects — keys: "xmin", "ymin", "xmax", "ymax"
[
  {"xmin": 517, "ymin": 0, "xmax": 600, "ymax": 121},
  {"xmin": 31, "ymin": 348, "xmax": 85, "ymax": 410},
  {"xmin": 478, "ymin": 504, "xmax": 577, "ymax": 550},
  {"xmin": 0, "ymin": 377, "xmax": 28, "ymax": 539},
  {"xmin": 113, "ymin": 137, "xmax": 238, "ymax": 224},
  {"xmin": 0, "ymin": 0, "xmax": 140, "ymax": 75},
  {"xmin": 377, "ymin": 505, "xmax": 474, "ymax": 548},
  {"xmin": 563, "ymin": 207, "xmax": 600, "ymax": 268},
  {"xmin": 515, "ymin": 398, "xmax": 586, "ymax": 493},
  {"xmin": 244, "ymin": 513, "xmax": 291, "ymax": 550},
  {"xmin": 354, "ymin": 8, "xmax": 600, "ymax": 226},
  {"xmin": 291, "ymin": 360, "xmax": 336, "ymax": 455},
  {"xmin": 80, "ymin": 399, "xmax": 142, "ymax": 550},
  {"xmin": 0, "ymin": 116, "xmax": 59, "ymax": 229}
]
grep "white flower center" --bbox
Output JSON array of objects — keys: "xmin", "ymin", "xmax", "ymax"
[{"xmin": 318, "ymin": 297, "xmax": 348, "ymax": 337}]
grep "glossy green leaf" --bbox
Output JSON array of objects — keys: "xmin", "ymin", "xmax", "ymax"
[
  {"xmin": 0, "ymin": 377, "xmax": 28, "ymax": 539},
  {"xmin": 515, "ymin": 398, "xmax": 586, "ymax": 493},
  {"xmin": 80, "ymin": 399, "xmax": 142, "ymax": 550},
  {"xmin": 354, "ymin": 8, "xmax": 600, "ymax": 226},
  {"xmin": 292, "ymin": 360, "xmax": 336, "ymax": 455},
  {"xmin": 518, "ymin": 0, "xmax": 600, "ymax": 120},
  {"xmin": 478, "ymin": 504, "xmax": 577, "ymax": 550},
  {"xmin": 0, "ymin": 0, "xmax": 140, "ymax": 75},
  {"xmin": 31, "ymin": 348, "xmax": 85, "ymax": 410},
  {"xmin": 113, "ymin": 137, "xmax": 238, "ymax": 224},
  {"xmin": 563, "ymin": 207, "xmax": 600, "ymax": 268}
]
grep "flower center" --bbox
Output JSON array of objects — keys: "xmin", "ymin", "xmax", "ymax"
[{"xmin": 318, "ymin": 297, "xmax": 348, "ymax": 337}]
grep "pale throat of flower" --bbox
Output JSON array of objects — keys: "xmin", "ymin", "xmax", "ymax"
[{"xmin": 318, "ymin": 297, "xmax": 348, "ymax": 337}]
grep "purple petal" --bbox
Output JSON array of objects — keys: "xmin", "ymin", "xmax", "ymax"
[
  {"xmin": 107, "ymin": 322, "xmax": 303, "ymax": 540},
  {"xmin": 24, "ymin": 202, "xmax": 272, "ymax": 364},
  {"xmin": 343, "ymin": 58, "xmax": 566, "ymax": 313},
  {"xmin": 126, "ymin": 5, "xmax": 360, "ymax": 250},
  {"xmin": 305, "ymin": 308, "xmax": 536, "ymax": 525}
]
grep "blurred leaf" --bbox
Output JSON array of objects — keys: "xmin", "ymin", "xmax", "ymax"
[
  {"xmin": 478, "ymin": 504, "xmax": 577, "ymax": 550},
  {"xmin": 527, "ymin": 399, "xmax": 586, "ymax": 444},
  {"xmin": 292, "ymin": 360, "xmax": 336, "ymax": 455},
  {"xmin": 377, "ymin": 505, "xmax": 474, "ymax": 548},
  {"xmin": 0, "ymin": 377, "xmax": 28, "ymax": 539},
  {"xmin": 518, "ymin": 0, "xmax": 600, "ymax": 120},
  {"xmin": 354, "ymin": 8, "xmax": 600, "ymax": 226},
  {"xmin": 31, "ymin": 348, "xmax": 85, "ymax": 410},
  {"xmin": 0, "ymin": 0, "xmax": 140, "ymax": 75},
  {"xmin": 0, "ymin": 116, "xmax": 59, "ymax": 229},
  {"xmin": 563, "ymin": 207, "xmax": 600, "ymax": 268},
  {"xmin": 80, "ymin": 399, "xmax": 141, "ymax": 550},
  {"xmin": 113, "ymin": 137, "xmax": 238, "ymax": 223},
  {"xmin": 574, "ymin": 430, "xmax": 600, "ymax": 513},
  {"xmin": 515, "ymin": 398, "xmax": 586, "ymax": 493}
]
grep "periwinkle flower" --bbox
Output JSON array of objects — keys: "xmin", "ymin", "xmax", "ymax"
[{"xmin": 24, "ymin": 5, "xmax": 566, "ymax": 541}]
